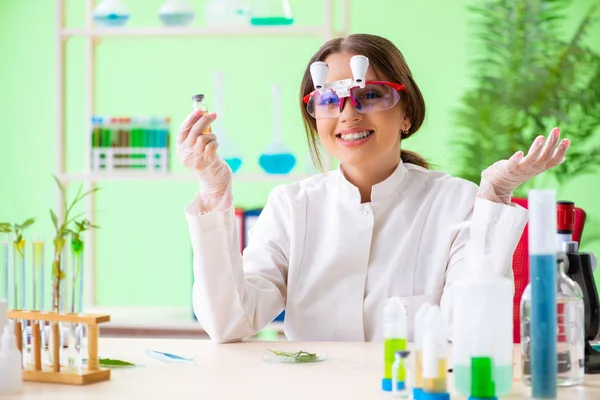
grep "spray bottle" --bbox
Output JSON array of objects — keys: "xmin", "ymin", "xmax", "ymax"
[
  {"xmin": 382, "ymin": 296, "xmax": 408, "ymax": 392},
  {"xmin": 413, "ymin": 302, "xmax": 432, "ymax": 400},
  {"xmin": 421, "ymin": 305, "xmax": 449, "ymax": 400}
]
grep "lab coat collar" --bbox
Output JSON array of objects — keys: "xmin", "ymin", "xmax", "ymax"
[{"xmin": 336, "ymin": 160, "xmax": 408, "ymax": 203}]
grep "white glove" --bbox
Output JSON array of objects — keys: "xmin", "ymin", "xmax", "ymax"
[
  {"xmin": 177, "ymin": 110, "xmax": 233, "ymax": 213},
  {"xmin": 479, "ymin": 127, "xmax": 570, "ymax": 204}
]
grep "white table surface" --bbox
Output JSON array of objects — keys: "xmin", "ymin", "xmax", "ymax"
[{"xmin": 5, "ymin": 338, "xmax": 600, "ymax": 399}]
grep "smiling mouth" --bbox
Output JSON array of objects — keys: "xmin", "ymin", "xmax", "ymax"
[{"xmin": 336, "ymin": 130, "xmax": 375, "ymax": 141}]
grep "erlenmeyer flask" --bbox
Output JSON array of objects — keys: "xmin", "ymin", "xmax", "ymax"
[
  {"xmin": 93, "ymin": 0, "xmax": 130, "ymax": 27},
  {"xmin": 249, "ymin": 0, "xmax": 293, "ymax": 26},
  {"xmin": 259, "ymin": 84, "xmax": 296, "ymax": 175},
  {"xmin": 213, "ymin": 72, "xmax": 243, "ymax": 174}
]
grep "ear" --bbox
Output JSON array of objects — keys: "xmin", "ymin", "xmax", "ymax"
[{"xmin": 400, "ymin": 115, "xmax": 412, "ymax": 138}]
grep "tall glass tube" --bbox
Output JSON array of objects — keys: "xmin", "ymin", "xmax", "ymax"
[
  {"xmin": 13, "ymin": 236, "xmax": 29, "ymax": 366},
  {"xmin": 13, "ymin": 236, "xmax": 26, "ymax": 310},
  {"xmin": 0, "ymin": 233, "xmax": 9, "ymax": 301},
  {"xmin": 70, "ymin": 237, "xmax": 84, "ymax": 314},
  {"xmin": 528, "ymin": 190, "xmax": 558, "ymax": 398},
  {"xmin": 31, "ymin": 235, "xmax": 45, "ymax": 311},
  {"xmin": 31, "ymin": 235, "xmax": 45, "ymax": 370},
  {"xmin": 67, "ymin": 235, "xmax": 85, "ymax": 369}
]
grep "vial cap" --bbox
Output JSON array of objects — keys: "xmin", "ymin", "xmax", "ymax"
[{"xmin": 192, "ymin": 94, "xmax": 205, "ymax": 102}]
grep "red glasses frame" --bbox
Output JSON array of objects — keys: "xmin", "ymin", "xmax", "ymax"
[{"xmin": 302, "ymin": 80, "xmax": 407, "ymax": 104}]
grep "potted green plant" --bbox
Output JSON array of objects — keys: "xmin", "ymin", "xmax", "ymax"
[
  {"xmin": 452, "ymin": 0, "xmax": 600, "ymax": 190},
  {"xmin": 452, "ymin": 0, "xmax": 600, "ymax": 245}
]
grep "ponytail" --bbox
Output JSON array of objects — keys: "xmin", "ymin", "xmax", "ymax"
[{"xmin": 400, "ymin": 149, "xmax": 430, "ymax": 169}]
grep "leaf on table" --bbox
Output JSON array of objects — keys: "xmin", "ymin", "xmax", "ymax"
[{"xmin": 98, "ymin": 358, "xmax": 136, "ymax": 367}]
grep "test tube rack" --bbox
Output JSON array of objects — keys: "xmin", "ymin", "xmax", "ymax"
[{"xmin": 7, "ymin": 310, "xmax": 110, "ymax": 385}]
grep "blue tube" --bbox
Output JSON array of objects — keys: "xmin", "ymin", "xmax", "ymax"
[{"xmin": 530, "ymin": 254, "xmax": 557, "ymax": 398}]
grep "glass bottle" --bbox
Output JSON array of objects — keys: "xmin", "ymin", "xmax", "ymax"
[
  {"xmin": 192, "ymin": 94, "xmax": 212, "ymax": 134},
  {"xmin": 520, "ymin": 252, "xmax": 585, "ymax": 386}
]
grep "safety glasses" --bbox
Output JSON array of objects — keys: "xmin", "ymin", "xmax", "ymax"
[{"xmin": 303, "ymin": 81, "xmax": 406, "ymax": 119}]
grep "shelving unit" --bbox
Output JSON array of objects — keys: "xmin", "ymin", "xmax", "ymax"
[{"xmin": 54, "ymin": 0, "xmax": 350, "ymax": 332}]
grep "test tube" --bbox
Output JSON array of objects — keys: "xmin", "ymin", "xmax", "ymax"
[
  {"xmin": 31, "ymin": 235, "xmax": 45, "ymax": 311},
  {"xmin": 0, "ymin": 233, "xmax": 9, "ymax": 301},
  {"xmin": 9, "ymin": 234, "xmax": 27, "ymax": 310},
  {"xmin": 31, "ymin": 235, "xmax": 45, "ymax": 370}
]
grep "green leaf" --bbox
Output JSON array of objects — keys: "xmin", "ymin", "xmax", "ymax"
[
  {"xmin": 21, "ymin": 218, "xmax": 35, "ymax": 229},
  {"xmin": 98, "ymin": 358, "xmax": 136, "ymax": 367},
  {"xmin": 0, "ymin": 223, "xmax": 12, "ymax": 233},
  {"xmin": 50, "ymin": 210, "xmax": 58, "ymax": 230},
  {"xmin": 268, "ymin": 349, "xmax": 318, "ymax": 363}
]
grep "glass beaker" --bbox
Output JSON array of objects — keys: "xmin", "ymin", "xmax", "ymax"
[
  {"xmin": 93, "ymin": 0, "xmax": 130, "ymax": 27},
  {"xmin": 158, "ymin": 0, "xmax": 195, "ymax": 27},
  {"xmin": 520, "ymin": 253, "xmax": 585, "ymax": 387},
  {"xmin": 259, "ymin": 84, "xmax": 296, "ymax": 174},
  {"xmin": 249, "ymin": 0, "xmax": 293, "ymax": 26}
]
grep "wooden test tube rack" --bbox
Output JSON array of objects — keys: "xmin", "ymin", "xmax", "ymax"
[{"xmin": 7, "ymin": 310, "xmax": 111, "ymax": 385}]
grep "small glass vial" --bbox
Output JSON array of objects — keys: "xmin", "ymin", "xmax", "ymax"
[
  {"xmin": 392, "ymin": 350, "xmax": 412, "ymax": 398},
  {"xmin": 521, "ymin": 252, "xmax": 585, "ymax": 387},
  {"xmin": 192, "ymin": 94, "xmax": 212, "ymax": 134}
]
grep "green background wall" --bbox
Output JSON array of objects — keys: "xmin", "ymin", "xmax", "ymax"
[{"xmin": 1, "ymin": 0, "xmax": 599, "ymax": 310}]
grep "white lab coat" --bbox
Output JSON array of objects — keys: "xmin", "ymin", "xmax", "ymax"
[{"xmin": 185, "ymin": 161, "xmax": 528, "ymax": 343}]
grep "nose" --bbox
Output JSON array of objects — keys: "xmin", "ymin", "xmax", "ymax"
[{"xmin": 339, "ymin": 98, "xmax": 362, "ymax": 123}]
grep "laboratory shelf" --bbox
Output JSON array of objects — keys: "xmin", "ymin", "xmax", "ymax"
[
  {"xmin": 61, "ymin": 26, "xmax": 329, "ymax": 38},
  {"xmin": 58, "ymin": 171, "xmax": 314, "ymax": 183},
  {"xmin": 54, "ymin": 0, "xmax": 349, "ymax": 312}
]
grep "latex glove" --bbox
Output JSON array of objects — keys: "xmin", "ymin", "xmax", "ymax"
[
  {"xmin": 177, "ymin": 110, "xmax": 233, "ymax": 213},
  {"xmin": 479, "ymin": 127, "xmax": 571, "ymax": 204}
]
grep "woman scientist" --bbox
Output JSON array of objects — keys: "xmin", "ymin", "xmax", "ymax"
[{"xmin": 177, "ymin": 34, "xmax": 570, "ymax": 343}]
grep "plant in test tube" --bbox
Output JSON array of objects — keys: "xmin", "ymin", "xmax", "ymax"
[
  {"xmin": 0, "ymin": 219, "xmax": 36, "ymax": 309},
  {"xmin": 49, "ymin": 176, "xmax": 99, "ymax": 313},
  {"xmin": 0, "ymin": 218, "xmax": 35, "ymax": 367},
  {"xmin": 69, "ymin": 219, "xmax": 98, "ymax": 314}
]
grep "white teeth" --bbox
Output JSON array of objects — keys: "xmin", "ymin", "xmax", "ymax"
[{"xmin": 339, "ymin": 130, "xmax": 372, "ymax": 141}]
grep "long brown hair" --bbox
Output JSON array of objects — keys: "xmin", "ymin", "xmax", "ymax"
[{"xmin": 300, "ymin": 34, "xmax": 429, "ymax": 170}]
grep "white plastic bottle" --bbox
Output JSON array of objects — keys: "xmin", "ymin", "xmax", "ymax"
[
  {"xmin": 452, "ymin": 254, "xmax": 513, "ymax": 396},
  {"xmin": 413, "ymin": 303, "xmax": 432, "ymax": 400},
  {"xmin": 0, "ymin": 299, "xmax": 7, "ymax": 335},
  {"xmin": 0, "ymin": 322, "xmax": 23, "ymax": 395},
  {"xmin": 382, "ymin": 297, "xmax": 408, "ymax": 392}
]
